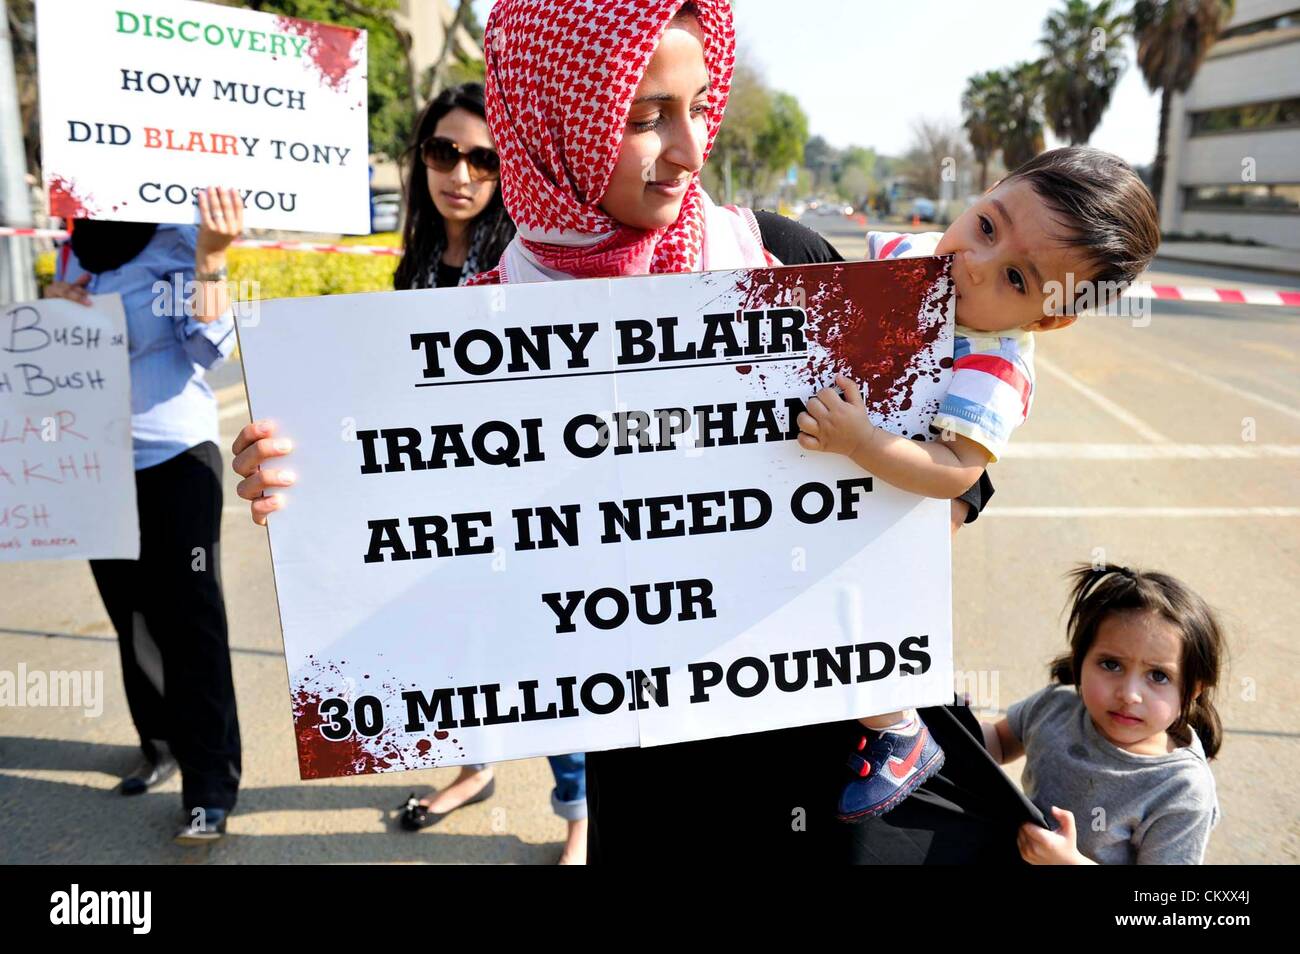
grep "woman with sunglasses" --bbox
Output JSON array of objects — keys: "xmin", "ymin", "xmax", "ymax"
[{"xmin": 392, "ymin": 82, "xmax": 515, "ymax": 290}]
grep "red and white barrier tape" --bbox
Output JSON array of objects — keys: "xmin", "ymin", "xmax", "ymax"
[
  {"xmin": 1143, "ymin": 284, "xmax": 1300, "ymax": 307},
  {"xmin": 0, "ymin": 226, "xmax": 69, "ymax": 239},
  {"xmin": 231, "ymin": 238, "xmax": 401, "ymax": 256},
  {"xmin": 0, "ymin": 226, "xmax": 402, "ymax": 258},
  {"xmin": 4, "ymin": 225, "xmax": 1298, "ymax": 304}
]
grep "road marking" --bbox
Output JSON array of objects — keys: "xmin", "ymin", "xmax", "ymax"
[
  {"xmin": 1035, "ymin": 356, "xmax": 1169, "ymax": 443},
  {"xmin": 986, "ymin": 506, "xmax": 1300, "ymax": 518},
  {"xmin": 1143, "ymin": 351, "xmax": 1300, "ymax": 423},
  {"xmin": 1004, "ymin": 443, "xmax": 1300, "ymax": 459}
]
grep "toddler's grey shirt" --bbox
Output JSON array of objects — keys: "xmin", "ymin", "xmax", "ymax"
[{"xmin": 1008, "ymin": 684, "xmax": 1219, "ymax": 864}]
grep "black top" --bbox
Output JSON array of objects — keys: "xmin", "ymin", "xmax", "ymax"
[
  {"xmin": 434, "ymin": 259, "xmax": 465, "ymax": 289},
  {"xmin": 753, "ymin": 209, "xmax": 844, "ymax": 266},
  {"xmin": 585, "ymin": 214, "xmax": 1020, "ymax": 865}
]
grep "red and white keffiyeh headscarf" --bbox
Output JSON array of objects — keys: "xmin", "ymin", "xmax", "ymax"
[{"xmin": 470, "ymin": 0, "xmax": 774, "ymax": 285}]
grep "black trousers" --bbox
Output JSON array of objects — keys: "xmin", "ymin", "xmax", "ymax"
[
  {"xmin": 89, "ymin": 441, "xmax": 241, "ymax": 811},
  {"xmin": 587, "ymin": 699, "xmax": 1029, "ymax": 865}
]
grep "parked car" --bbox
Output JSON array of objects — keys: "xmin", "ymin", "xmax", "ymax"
[
  {"xmin": 910, "ymin": 197, "xmax": 937, "ymax": 222},
  {"xmin": 370, "ymin": 191, "xmax": 401, "ymax": 234}
]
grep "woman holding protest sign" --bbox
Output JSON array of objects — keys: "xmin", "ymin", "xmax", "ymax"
[
  {"xmin": 44, "ymin": 187, "xmax": 245, "ymax": 845},
  {"xmin": 231, "ymin": 0, "xmax": 1015, "ymax": 864}
]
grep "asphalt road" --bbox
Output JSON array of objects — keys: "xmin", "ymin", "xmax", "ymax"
[{"xmin": 2, "ymin": 216, "xmax": 1297, "ymax": 864}]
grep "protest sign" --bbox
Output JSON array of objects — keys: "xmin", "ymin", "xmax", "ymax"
[
  {"xmin": 1, "ymin": 295, "xmax": 138, "ymax": 561},
  {"xmin": 238, "ymin": 258, "xmax": 956, "ymax": 778},
  {"xmin": 36, "ymin": 0, "xmax": 368, "ymax": 234}
]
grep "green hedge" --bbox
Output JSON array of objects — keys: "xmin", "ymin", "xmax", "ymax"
[
  {"xmin": 226, "ymin": 245, "xmax": 398, "ymax": 298},
  {"xmin": 35, "ymin": 250, "xmax": 55, "ymax": 289},
  {"xmin": 34, "ymin": 232, "xmax": 404, "ymax": 298}
]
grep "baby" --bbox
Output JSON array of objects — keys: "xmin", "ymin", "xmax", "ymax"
[{"xmin": 795, "ymin": 146, "xmax": 1161, "ymax": 821}]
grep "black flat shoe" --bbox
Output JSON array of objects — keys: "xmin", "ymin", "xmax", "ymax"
[
  {"xmin": 119, "ymin": 749, "xmax": 179, "ymax": 796},
  {"xmin": 174, "ymin": 807, "xmax": 229, "ymax": 845},
  {"xmin": 398, "ymin": 777, "xmax": 496, "ymax": 831}
]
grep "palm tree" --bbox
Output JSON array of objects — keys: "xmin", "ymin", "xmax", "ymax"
[
  {"xmin": 962, "ymin": 70, "xmax": 1006, "ymax": 191},
  {"xmin": 1133, "ymin": 0, "xmax": 1236, "ymax": 210},
  {"xmin": 1040, "ymin": 0, "xmax": 1130, "ymax": 145},
  {"xmin": 999, "ymin": 61, "xmax": 1047, "ymax": 171}
]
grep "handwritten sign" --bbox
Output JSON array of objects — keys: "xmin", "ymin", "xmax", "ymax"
[
  {"xmin": 238, "ymin": 259, "xmax": 956, "ymax": 778},
  {"xmin": 0, "ymin": 295, "xmax": 138, "ymax": 561},
  {"xmin": 37, "ymin": 0, "xmax": 369, "ymax": 233}
]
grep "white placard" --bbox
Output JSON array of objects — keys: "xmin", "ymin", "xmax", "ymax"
[
  {"xmin": 238, "ymin": 258, "xmax": 956, "ymax": 778},
  {"xmin": 1, "ymin": 295, "xmax": 138, "ymax": 561},
  {"xmin": 37, "ymin": 0, "xmax": 369, "ymax": 234}
]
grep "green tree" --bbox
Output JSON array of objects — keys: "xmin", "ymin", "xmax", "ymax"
[
  {"xmin": 1040, "ymin": 0, "xmax": 1129, "ymax": 145},
  {"xmin": 423, "ymin": 0, "xmax": 481, "ymax": 98},
  {"xmin": 899, "ymin": 118, "xmax": 971, "ymax": 197},
  {"xmin": 997, "ymin": 61, "xmax": 1046, "ymax": 171},
  {"xmin": 706, "ymin": 52, "xmax": 811, "ymax": 202},
  {"xmin": 839, "ymin": 146, "xmax": 877, "ymax": 175},
  {"xmin": 834, "ymin": 145, "xmax": 877, "ymax": 204},
  {"xmin": 757, "ymin": 91, "xmax": 809, "ymax": 173},
  {"xmin": 247, "ymin": 0, "xmax": 414, "ymax": 160},
  {"xmin": 803, "ymin": 135, "xmax": 838, "ymax": 190},
  {"xmin": 836, "ymin": 163, "xmax": 872, "ymax": 207},
  {"xmin": 962, "ymin": 69, "xmax": 1005, "ymax": 192},
  {"xmin": 708, "ymin": 54, "xmax": 769, "ymax": 199},
  {"xmin": 1132, "ymin": 0, "xmax": 1235, "ymax": 210}
]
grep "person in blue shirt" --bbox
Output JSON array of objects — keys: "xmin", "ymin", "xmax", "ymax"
[{"xmin": 44, "ymin": 187, "xmax": 244, "ymax": 844}]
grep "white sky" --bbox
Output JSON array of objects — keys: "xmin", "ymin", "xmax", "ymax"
[{"xmin": 471, "ymin": 0, "xmax": 1160, "ymax": 166}]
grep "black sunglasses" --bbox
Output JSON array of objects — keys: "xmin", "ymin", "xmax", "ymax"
[{"xmin": 420, "ymin": 136, "xmax": 500, "ymax": 181}]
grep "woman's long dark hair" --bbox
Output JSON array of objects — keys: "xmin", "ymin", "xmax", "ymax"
[
  {"xmin": 393, "ymin": 83, "xmax": 515, "ymax": 290},
  {"xmin": 1049, "ymin": 564, "xmax": 1226, "ymax": 759}
]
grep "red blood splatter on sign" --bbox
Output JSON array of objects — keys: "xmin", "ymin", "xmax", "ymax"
[
  {"xmin": 292, "ymin": 683, "xmax": 392, "ymax": 779},
  {"xmin": 735, "ymin": 364, "xmax": 752, "ymax": 374},
  {"xmin": 433, "ymin": 730, "xmax": 450, "ymax": 740},
  {"xmin": 276, "ymin": 16, "xmax": 363, "ymax": 90},
  {"xmin": 47, "ymin": 175, "xmax": 97, "ymax": 219},
  {"xmin": 289, "ymin": 657, "xmax": 457, "ymax": 779},
  {"xmin": 731, "ymin": 258, "xmax": 952, "ymax": 426}
]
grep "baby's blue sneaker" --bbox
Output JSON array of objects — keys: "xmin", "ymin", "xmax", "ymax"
[{"xmin": 836, "ymin": 721, "xmax": 945, "ymax": 822}]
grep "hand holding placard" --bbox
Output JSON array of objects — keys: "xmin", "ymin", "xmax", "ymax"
[{"xmin": 236, "ymin": 258, "xmax": 958, "ymax": 776}]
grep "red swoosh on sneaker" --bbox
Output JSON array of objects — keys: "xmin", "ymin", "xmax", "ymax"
[{"xmin": 887, "ymin": 728, "xmax": 928, "ymax": 780}]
